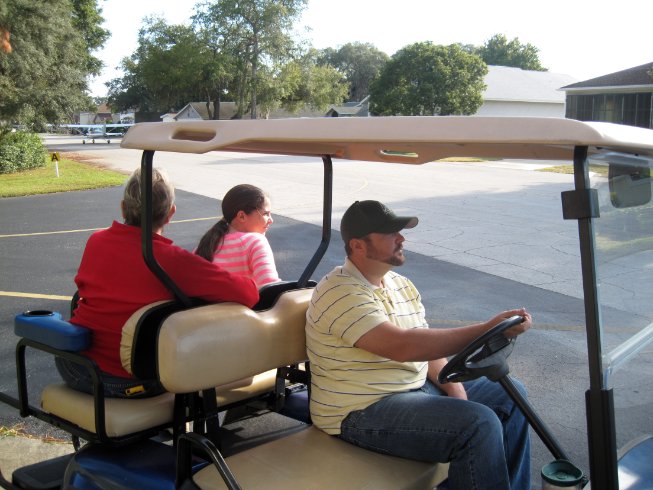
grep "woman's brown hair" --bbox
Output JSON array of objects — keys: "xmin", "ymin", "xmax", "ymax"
[{"xmin": 195, "ymin": 184, "xmax": 267, "ymax": 261}]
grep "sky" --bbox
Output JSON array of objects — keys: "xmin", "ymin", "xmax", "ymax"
[{"xmin": 89, "ymin": 0, "xmax": 653, "ymax": 97}]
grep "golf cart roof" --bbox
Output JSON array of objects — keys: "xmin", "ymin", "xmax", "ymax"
[{"xmin": 120, "ymin": 116, "xmax": 653, "ymax": 163}]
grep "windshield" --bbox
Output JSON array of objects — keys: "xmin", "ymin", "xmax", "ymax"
[{"xmin": 588, "ymin": 151, "xmax": 653, "ymax": 450}]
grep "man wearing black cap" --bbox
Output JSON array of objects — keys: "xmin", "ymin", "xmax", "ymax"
[{"xmin": 305, "ymin": 200, "xmax": 532, "ymax": 490}]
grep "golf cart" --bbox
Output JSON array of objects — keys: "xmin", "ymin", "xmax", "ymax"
[{"xmin": 1, "ymin": 116, "xmax": 652, "ymax": 489}]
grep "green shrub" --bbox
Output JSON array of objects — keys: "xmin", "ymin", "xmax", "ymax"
[{"xmin": 0, "ymin": 131, "xmax": 48, "ymax": 174}]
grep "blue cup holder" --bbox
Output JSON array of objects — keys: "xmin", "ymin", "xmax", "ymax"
[{"xmin": 22, "ymin": 310, "xmax": 57, "ymax": 317}]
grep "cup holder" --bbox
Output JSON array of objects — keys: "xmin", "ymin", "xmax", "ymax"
[{"xmin": 22, "ymin": 310, "xmax": 56, "ymax": 317}]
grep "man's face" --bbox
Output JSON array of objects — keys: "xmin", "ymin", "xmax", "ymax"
[{"xmin": 363, "ymin": 232, "xmax": 406, "ymax": 266}]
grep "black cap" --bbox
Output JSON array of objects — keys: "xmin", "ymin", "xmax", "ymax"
[{"xmin": 340, "ymin": 200, "xmax": 418, "ymax": 243}]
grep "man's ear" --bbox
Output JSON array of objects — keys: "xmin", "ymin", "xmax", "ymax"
[
  {"xmin": 120, "ymin": 200, "xmax": 127, "ymax": 219},
  {"xmin": 350, "ymin": 237, "xmax": 366, "ymax": 254},
  {"xmin": 165, "ymin": 204, "xmax": 176, "ymax": 225}
]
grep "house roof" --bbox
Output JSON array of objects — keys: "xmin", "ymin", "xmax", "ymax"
[
  {"xmin": 483, "ymin": 66, "xmax": 577, "ymax": 103},
  {"xmin": 174, "ymin": 102, "xmax": 239, "ymax": 120},
  {"xmin": 175, "ymin": 101, "xmax": 327, "ymax": 120},
  {"xmin": 265, "ymin": 105, "xmax": 325, "ymax": 119},
  {"xmin": 326, "ymin": 96, "xmax": 370, "ymax": 117},
  {"xmin": 562, "ymin": 62, "xmax": 653, "ymax": 90},
  {"xmin": 96, "ymin": 103, "xmax": 112, "ymax": 114}
]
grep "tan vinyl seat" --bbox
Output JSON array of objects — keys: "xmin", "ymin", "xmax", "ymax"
[
  {"xmin": 39, "ymin": 373, "xmax": 280, "ymax": 438},
  {"xmin": 40, "ymin": 292, "xmax": 305, "ymax": 439},
  {"xmin": 156, "ymin": 289, "xmax": 449, "ymax": 489},
  {"xmin": 40, "ymin": 384, "xmax": 175, "ymax": 437},
  {"xmin": 193, "ymin": 424, "xmax": 449, "ymax": 489}
]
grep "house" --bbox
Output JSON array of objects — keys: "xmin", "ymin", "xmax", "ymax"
[
  {"xmin": 321, "ymin": 68, "xmax": 575, "ymax": 118},
  {"xmin": 561, "ymin": 61, "xmax": 653, "ymax": 129},
  {"xmin": 326, "ymin": 96, "xmax": 370, "ymax": 117},
  {"xmin": 475, "ymin": 66, "xmax": 577, "ymax": 117},
  {"xmin": 160, "ymin": 113, "xmax": 177, "ymax": 123},
  {"xmin": 173, "ymin": 101, "xmax": 325, "ymax": 120},
  {"xmin": 171, "ymin": 66, "xmax": 577, "ymax": 121},
  {"xmin": 74, "ymin": 105, "xmax": 134, "ymax": 125},
  {"xmin": 264, "ymin": 105, "xmax": 326, "ymax": 119},
  {"xmin": 92, "ymin": 103, "xmax": 113, "ymax": 123},
  {"xmin": 174, "ymin": 102, "xmax": 238, "ymax": 121}
]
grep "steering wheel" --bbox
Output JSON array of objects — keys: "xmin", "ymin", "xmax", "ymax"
[{"xmin": 438, "ymin": 315, "xmax": 524, "ymax": 384}]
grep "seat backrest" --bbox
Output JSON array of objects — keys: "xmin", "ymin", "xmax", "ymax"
[
  {"xmin": 253, "ymin": 280, "xmax": 317, "ymax": 311},
  {"xmin": 120, "ymin": 299, "xmax": 206, "ymax": 379},
  {"xmin": 157, "ymin": 288, "xmax": 313, "ymax": 394}
]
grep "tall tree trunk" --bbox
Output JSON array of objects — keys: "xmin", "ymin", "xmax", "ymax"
[
  {"xmin": 213, "ymin": 91, "xmax": 221, "ymax": 120},
  {"xmin": 205, "ymin": 95, "xmax": 214, "ymax": 119},
  {"xmin": 250, "ymin": 39, "xmax": 258, "ymax": 119}
]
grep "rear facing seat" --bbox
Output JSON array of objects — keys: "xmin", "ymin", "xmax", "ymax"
[
  {"xmin": 158, "ymin": 290, "xmax": 449, "ymax": 489},
  {"xmin": 39, "ymin": 285, "xmax": 312, "ymax": 442}
]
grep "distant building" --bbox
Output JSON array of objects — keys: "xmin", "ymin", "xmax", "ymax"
[
  {"xmin": 74, "ymin": 104, "xmax": 134, "ymax": 125},
  {"xmin": 326, "ymin": 96, "xmax": 370, "ymax": 117},
  {"xmin": 170, "ymin": 66, "xmax": 576, "ymax": 121},
  {"xmin": 562, "ymin": 62, "xmax": 653, "ymax": 129},
  {"xmin": 160, "ymin": 113, "xmax": 178, "ymax": 123},
  {"xmin": 173, "ymin": 101, "xmax": 325, "ymax": 120},
  {"xmin": 174, "ymin": 102, "xmax": 238, "ymax": 120},
  {"xmin": 476, "ymin": 66, "xmax": 577, "ymax": 117}
]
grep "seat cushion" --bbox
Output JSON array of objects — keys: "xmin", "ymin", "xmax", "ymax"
[
  {"xmin": 41, "ymin": 383, "xmax": 175, "ymax": 437},
  {"xmin": 215, "ymin": 370, "xmax": 278, "ymax": 407},
  {"xmin": 192, "ymin": 425, "xmax": 449, "ymax": 489},
  {"xmin": 40, "ymin": 374, "xmax": 283, "ymax": 439}
]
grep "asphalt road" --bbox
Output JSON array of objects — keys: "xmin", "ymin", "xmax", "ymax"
[{"xmin": 1, "ymin": 134, "xmax": 651, "ymax": 487}]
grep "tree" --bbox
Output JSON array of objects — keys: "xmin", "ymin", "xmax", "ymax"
[
  {"xmin": 477, "ymin": 34, "xmax": 546, "ymax": 71},
  {"xmin": 0, "ymin": 0, "xmax": 108, "ymax": 129},
  {"xmin": 108, "ymin": 18, "xmax": 209, "ymax": 113},
  {"xmin": 256, "ymin": 50, "xmax": 348, "ymax": 118},
  {"xmin": 318, "ymin": 42, "xmax": 388, "ymax": 102},
  {"xmin": 369, "ymin": 42, "xmax": 487, "ymax": 116},
  {"xmin": 108, "ymin": 17, "xmax": 235, "ymax": 118},
  {"xmin": 194, "ymin": 0, "xmax": 307, "ymax": 119},
  {"xmin": 70, "ymin": 0, "xmax": 111, "ymax": 76}
]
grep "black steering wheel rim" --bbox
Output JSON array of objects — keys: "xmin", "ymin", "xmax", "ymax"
[{"xmin": 438, "ymin": 315, "xmax": 524, "ymax": 384}]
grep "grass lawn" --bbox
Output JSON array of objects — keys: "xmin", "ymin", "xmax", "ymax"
[
  {"xmin": 0, "ymin": 155, "xmax": 127, "ymax": 198},
  {"xmin": 538, "ymin": 164, "xmax": 609, "ymax": 176}
]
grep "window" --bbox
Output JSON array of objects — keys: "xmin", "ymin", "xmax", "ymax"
[{"xmin": 566, "ymin": 92, "xmax": 652, "ymax": 129}]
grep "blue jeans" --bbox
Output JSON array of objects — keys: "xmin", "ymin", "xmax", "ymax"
[
  {"xmin": 339, "ymin": 377, "xmax": 531, "ymax": 490},
  {"xmin": 55, "ymin": 357, "xmax": 165, "ymax": 399}
]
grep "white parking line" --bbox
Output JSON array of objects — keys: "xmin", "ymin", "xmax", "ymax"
[{"xmin": 0, "ymin": 291, "xmax": 71, "ymax": 301}]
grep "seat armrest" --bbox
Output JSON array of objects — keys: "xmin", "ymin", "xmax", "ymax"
[{"xmin": 14, "ymin": 311, "xmax": 90, "ymax": 351}]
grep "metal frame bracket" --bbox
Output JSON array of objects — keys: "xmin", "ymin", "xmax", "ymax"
[{"xmin": 561, "ymin": 188, "xmax": 600, "ymax": 220}]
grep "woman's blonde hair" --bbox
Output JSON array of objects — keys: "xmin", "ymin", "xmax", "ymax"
[{"xmin": 122, "ymin": 167, "xmax": 175, "ymax": 229}]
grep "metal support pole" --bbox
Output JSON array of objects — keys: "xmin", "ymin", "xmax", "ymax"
[
  {"xmin": 570, "ymin": 146, "xmax": 618, "ymax": 489},
  {"xmin": 140, "ymin": 151, "xmax": 191, "ymax": 306},
  {"xmin": 298, "ymin": 155, "xmax": 333, "ymax": 287}
]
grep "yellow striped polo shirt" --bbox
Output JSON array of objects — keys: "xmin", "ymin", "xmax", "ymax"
[{"xmin": 305, "ymin": 258, "xmax": 428, "ymax": 435}]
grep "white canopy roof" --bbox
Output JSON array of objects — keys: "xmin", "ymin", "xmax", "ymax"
[{"xmin": 121, "ymin": 116, "xmax": 653, "ymax": 164}]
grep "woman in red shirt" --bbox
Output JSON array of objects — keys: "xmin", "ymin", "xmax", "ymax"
[{"xmin": 56, "ymin": 168, "xmax": 259, "ymax": 398}]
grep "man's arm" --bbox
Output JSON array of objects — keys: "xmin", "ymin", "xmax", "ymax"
[
  {"xmin": 164, "ymin": 245, "xmax": 259, "ymax": 308},
  {"xmin": 428, "ymin": 358, "xmax": 467, "ymax": 399},
  {"xmin": 354, "ymin": 308, "xmax": 531, "ymax": 363}
]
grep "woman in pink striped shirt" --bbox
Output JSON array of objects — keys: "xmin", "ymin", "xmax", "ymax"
[{"xmin": 195, "ymin": 184, "xmax": 281, "ymax": 289}]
